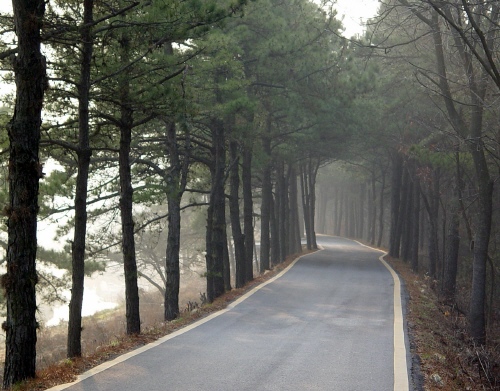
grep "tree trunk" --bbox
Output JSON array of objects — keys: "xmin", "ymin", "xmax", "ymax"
[
  {"xmin": 223, "ymin": 222, "xmax": 231, "ymax": 292},
  {"xmin": 163, "ymin": 111, "xmax": 190, "ymax": 320},
  {"xmin": 357, "ymin": 183, "xmax": 365, "ymax": 239},
  {"xmin": 270, "ymin": 190, "xmax": 280, "ymax": 267},
  {"xmin": 118, "ymin": 30, "xmax": 140, "ymax": 335},
  {"xmin": 279, "ymin": 163, "xmax": 288, "ymax": 261},
  {"xmin": 308, "ymin": 160, "xmax": 319, "ymax": 249},
  {"xmin": 165, "ymin": 190, "xmax": 181, "ymax": 320},
  {"xmin": 300, "ymin": 163, "xmax": 312, "ymax": 249},
  {"xmin": 3, "ymin": 0, "xmax": 47, "ymax": 385},
  {"xmin": 369, "ymin": 173, "xmax": 377, "ymax": 245},
  {"xmin": 468, "ymin": 138, "xmax": 493, "ymax": 345},
  {"xmin": 205, "ymin": 119, "xmax": 226, "ymax": 302},
  {"xmin": 442, "ymin": 191, "xmax": 459, "ymax": 302},
  {"xmin": 67, "ymin": 0, "xmax": 93, "ymax": 359},
  {"xmin": 259, "ymin": 124, "xmax": 272, "ymax": 272},
  {"xmin": 401, "ymin": 167, "xmax": 414, "ymax": 262},
  {"xmin": 288, "ymin": 166, "xmax": 301, "ymax": 254},
  {"xmin": 317, "ymin": 182, "xmax": 328, "ymax": 234},
  {"xmin": 242, "ymin": 145, "xmax": 254, "ymax": 282},
  {"xmin": 229, "ymin": 141, "xmax": 246, "ymax": 288},
  {"xmin": 336, "ymin": 188, "xmax": 343, "ymax": 236},
  {"xmin": 426, "ymin": 170, "xmax": 440, "ymax": 280},
  {"xmin": 389, "ymin": 152, "xmax": 403, "ymax": 258},
  {"xmin": 377, "ymin": 167, "xmax": 386, "ymax": 248},
  {"xmin": 410, "ymin": 177, "xmax": 420, "ymax": 273}
]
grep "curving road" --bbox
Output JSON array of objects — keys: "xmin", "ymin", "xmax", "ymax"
[{"xmin": 50, "ymin": 236, "xmax": 410, "ymax": 391}]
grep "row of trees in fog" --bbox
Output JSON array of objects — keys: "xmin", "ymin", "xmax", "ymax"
[
  {"xmin": 315, "ymin": 0, "xmax": 499, "ymax": 355},
  {"xmin": 2, "ymin": 0, "xmax": 499, "ymax": 388},
  {"xmin": 0, "ymin": 0, "xmax": 365, "ymax": 386}
]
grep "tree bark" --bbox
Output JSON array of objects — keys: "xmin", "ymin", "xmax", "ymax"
[
  {"xmin": 410, "ymin": 177, "xmax": 420, "ymax": 273},
  {"xmin": 288, "ymin": 166, "xmax": 301, "ymax": 254},
  {"xmin": 369, "ymin": 173, "xmax": 377, "ymax": 245},
  {"xmin": 229, "ymin": 140, "xmax": 246, "ymax": 288},
  {"xmin": 442, "ymin": 190, "xmax": 459, "ymax": 302},
  {"xmin": 308, "ymin": 160, "xmax": 319, "ymax": 249},
  {"xmin": 389, "ymin": 152, "xmax": 403, "ymax": 258},
  {"xmin": 300, "ymin": 163, "xmax": 312, "ymax": 249},
  {"xmin": 118, "ymin": 30, "xmax": 140, "ymax": 335},
  {"xmin": 259, "ymin": 122, "xmax": 272, "ymax": 272},
  {"xmin": 401, "ymin": 166, "xmax": 414, "ymax": 262},
  {"xmin": 3, "ymin": 0, "xmax": 47, "ymax": 385},
  {"xmin": 205, "ymin": 118, "xmax": 226, "ymax": 302},
  {"xmin": 377, "ymin": 168, "xmax": 386, "ymax": 248},
  {"xmin": 242, "ymin": 145, "xmax": 254, "ymax": 282},
  {"xmin": 163, "ymin": 43, "xmax": 190, "ymax": 321},
  {"xmin": 423, "ymin": 169, "xmax": 440, "ymax": 280},
  {"xmin": 270, "ymin": 189, "xmax": 280, "ymax": 267},
  {"xmin": 67, "ymin": 0, "xmax": 93, "ymax": 359}
]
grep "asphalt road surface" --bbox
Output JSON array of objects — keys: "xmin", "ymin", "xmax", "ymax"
[{"xmin": 51, "ymin": 236, "xmax": 410, "ymax": 391}]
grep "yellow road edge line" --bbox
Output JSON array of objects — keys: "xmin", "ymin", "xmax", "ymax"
[
  {"xmin": 47, "ymin": 250, "xmax": 316, "ymax": 391},
  {"xmin": 354, "ymin": 241, "xmax": 410, "ymax": 391}
]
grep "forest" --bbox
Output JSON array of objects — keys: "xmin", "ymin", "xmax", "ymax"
[{"xmin": 0, "ymin": 0, "xmax": 499, "ymax": 389}]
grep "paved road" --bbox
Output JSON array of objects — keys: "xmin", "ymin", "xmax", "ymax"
[{"xmin": 51, "ymin": 236, "xmax": 409, "ymax": 391}]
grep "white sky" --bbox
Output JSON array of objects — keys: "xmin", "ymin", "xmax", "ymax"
[
  {"xmin": 0, "ymin": 1, "xmax": 379, "ymax": 36},
  {"xmin": 335, "ymin": 0, "xmax": 379, "ymax": 37}
]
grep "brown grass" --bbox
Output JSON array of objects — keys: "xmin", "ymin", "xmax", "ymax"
[{"xmin": 385, "ymin": 256, "xmax": 500, "ymax": 391}]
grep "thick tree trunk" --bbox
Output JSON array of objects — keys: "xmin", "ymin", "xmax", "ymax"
[
  {"xmin": 165, "ymin": 192, "xmax": 181, "ymax": 321},
  {"xmin": 67, "ymin": 0, "xmax": 93, "ymax": 359},
  {"xmin": 426, "ymin": 170, "xmax": 440, "ymax": 280},
  {"xmin": 206, "ymin": 119, "xmax": 226, "ymax": 302},
  {"xmin": 163, "ymin": 120, "xmax": 182, "ymax": 321},
  {"xmin": 288, "ymin": 166, "xmax": 301, "ymax": 254},
  {"xmin": 348, "ymin": 194, "xmax": 356, "ymax": 238},
  {"xmin": 369, "ymin": 173, "xmax": 377, "ymax": 245},
  {"xmin": 300, "ymin": 159, "xmax": 319, "ymax": 250},
  {"xmin": 357, "ymin": 183, "xmax": 365, "ymax": 239},
  {"xmin": 3, "ymin": 0, "xmax": 47, "ymax": 385},
  {"xmin": 336, "ymin": 188, "xmax": 343, "ymax": 236},
  {"xmin": 401, "ymin": 167, "xmax": 414, "ymax": 262},
  {"xmin": 344, "ymin": 185, "xmax": 350, "ymax": 237},
  {"xmin": 163, "ymin": 43, "xmax": 189, "ymax": 320},
  {"xmin": 118, "ymin": 31, "xmax": 140, "ymax": 335},
  {"xmin": 468, "ymin": 139, "xmax": 493, "ymax": 345},
  {"xmin": 270, "ymin": 190, "xmax": 280, "ymax": 267},
  {"xmin": 410, "ymin": 177, "xmax": 420, "ymax": 273},
  {"xmin": 317, "ymin": 182, "xmax": 328, "ymax": 234},
  {"xmin": 442, "ymin": 192, "xmax": 459, "ymax": 302},
  {"xmin": 396, "ymin": 162, "xmax": 409, "ymax": 259},
  {"xmin": 229, "ymin": 141, "xmax": 246, "ymax": 288},
  {"xmin": 300, "ymin": 163, "xmax": 312, "ymax": 249},
  {"xmin": 377, "ymin": 168, "xmax": 386, "ymax": 248},
  {"xmin": 278, "ymin": 163, "xmax": 288, "ymax": 262},
  {"xmin": 389, "ymin": 152, "xmax": 403, "ymax": 258},
  {"xmin": 308, "ymin": 160, "xmax": 319, "ymax": 249},
  {"xmin": 242, "ymin": 145, "xmax": 254, "ymax": 282},
  {"xmin": 223, "ymin": 222, "xmax": 231, "ymax": 292},
  {"xmin": 259, "ymin": 127, "xmax": 272, "ymax": 272}
]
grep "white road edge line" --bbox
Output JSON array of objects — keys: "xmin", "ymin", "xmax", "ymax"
[
  {"xmin": 47, "ymin": 251, "xmax": 315, "ymax": 391},
  {"xmin": 355, "ymin": 240, "xmax": 410, "ymax": 391}
]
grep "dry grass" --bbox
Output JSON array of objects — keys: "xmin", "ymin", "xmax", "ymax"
[
  {"xmin": 385, "ymin": 256, "xmax": 500, "ymax": 391},
  {"xmin": 9, "ymin": 250, "xmax": 309, "ymax": 391}
]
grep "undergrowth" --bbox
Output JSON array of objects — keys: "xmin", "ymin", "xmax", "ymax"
[{"xmin": 386, "ymin": 256, "xmax": 499, "ymax": 391}]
